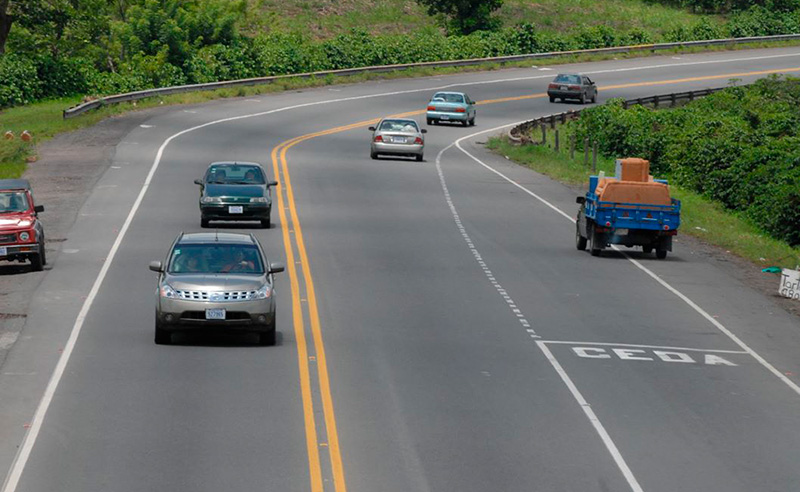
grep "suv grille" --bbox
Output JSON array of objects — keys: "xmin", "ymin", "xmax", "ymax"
[
  {"xmin": 0, "ymin": 233, "xmax": 17, "ymax": 244},
  {"xmin": 175, "ymin": 290, "xmax": 258, "ymax": 302}
]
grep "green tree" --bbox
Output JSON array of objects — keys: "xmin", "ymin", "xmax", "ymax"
[{"xmin": 415, "ymin": 0, "xmax": 503, "ymax": 35}]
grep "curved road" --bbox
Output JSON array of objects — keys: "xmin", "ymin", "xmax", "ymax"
[{"xmin": 3, "ymin": 47, "xmax": 800, "ymax": 492}]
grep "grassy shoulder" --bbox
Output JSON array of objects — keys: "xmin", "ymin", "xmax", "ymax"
[
  {"xmin": 3, "ymin": 38, "xmax": 800, "ymax": 179},
  {"xmin": 487, "ymin": 136, "xmax": 800, "ymax": 270}
]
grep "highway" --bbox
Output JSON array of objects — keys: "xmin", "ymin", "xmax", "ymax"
[{"xmin": 2, "ymin": 47, "xmax": 800, "ymax": 492}]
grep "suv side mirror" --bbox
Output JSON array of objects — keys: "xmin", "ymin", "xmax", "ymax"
[
  {"xmin": 193, "ymin": 179, "xmax": 203, "ymax": 185},
  {"xmin": 269, "ymin": 262, "xmax": 285, "ymax": 274},
  {"xmin": 149, "ymin": 261, "xmax": 163, "ymax": 273},
  {"xmin": 34, "ymin": 205, "xmax": 44, "ymax": 213},
  {"xmin": 576, "ymin": 196, "xmax": 586, "ymax": 204},
  {"xmin": 421, "ymin": 129, "xmax": 428, "ymax": 134},
  {"xmin": 368, "ymin": 126, "xmax": 376, "ymax": 131},
  {"xmin": 267, "ymin": 181, "xmax": 278, "ymax": 187}
]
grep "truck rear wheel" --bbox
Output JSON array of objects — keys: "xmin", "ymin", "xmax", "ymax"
[
  {"xmin": 589, "ymin": 230, "xmax": 602, "ymax": 257},
  {"xmin": 576, "ymin": 224, "xmax": 587, "ymax": 251},
  {"xmin": 656, "ymin": 248, "xmax": 667, "ymax": 259},
  {"xmin": 643, "ymin": 245, "xmax": 653, "ymax": 254}
]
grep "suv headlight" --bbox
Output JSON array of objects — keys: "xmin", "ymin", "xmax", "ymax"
[
  {"xmin": 250, "ymin": 197, "xmax": 268, "ymax": 203},
  {"xmin": 252, "ymin": 283, "xmax": 271, "ymax": 299},
  {"xmin": 160, "ymin": 283, "xmax": 177, "ymax": 298},
  {"xmin": 19, "ymin": 232, "xmax": 31, "ymax": 242}
]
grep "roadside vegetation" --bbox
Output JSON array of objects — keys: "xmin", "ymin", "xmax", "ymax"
[
  {"xmin": 488, "ymin": 76, "xmax": 800, "ymax": 269},
  {"xmin": 3, "ymin": 0, "xmax": 800, "ymax": 111}
]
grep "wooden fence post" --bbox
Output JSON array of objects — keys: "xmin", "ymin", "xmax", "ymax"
[
  {"xmin": 570, "ymin": 134, "xmax": 576, "ymax": 160},
  {"xmin": 584, "ymin": 137, "xmax": 590, "ymax": 166}
]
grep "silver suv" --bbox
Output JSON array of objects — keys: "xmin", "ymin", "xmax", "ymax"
[{"xmin": 149, "ymin": 232, "xmax": 285, "ymax": 345}]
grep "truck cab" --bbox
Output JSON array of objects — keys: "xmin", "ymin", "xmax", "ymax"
[{"xmin": 0, "ymin": 179, "xmax": 46, "ymax": 271}]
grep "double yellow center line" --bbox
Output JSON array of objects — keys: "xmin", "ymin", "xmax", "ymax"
[{"xmin": 269, "ymin": 64, "xmax": 800, "ymax": 492}]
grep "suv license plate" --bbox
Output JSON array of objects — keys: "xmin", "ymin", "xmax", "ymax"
[
  {"xmin": 440, "ymin": 115, "xmax": 449, "ymax": 120},
  {"xmin": 0, "ymin": 247, "xmax": 6, "ymax": 256},
  {"xmin": 228, "ymin": 206, "xmax": 243, "ymax": 214},
  {"xmin": 205, "ymin": 308, "xmax": 226, "ymax": 320},
  {"xmin": 615, "ymin": 228, "xmax": 629, "ymax": 235}
]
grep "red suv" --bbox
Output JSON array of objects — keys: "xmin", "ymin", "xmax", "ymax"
[{"xmin": 0, "ymin": 179, "xmax": 46, "ymax": 271}]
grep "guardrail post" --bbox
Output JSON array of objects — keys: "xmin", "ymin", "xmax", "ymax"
[
  {"xmin": 570, "ymin": 134, "xmax": 576, "ymax": 160},
  {"xmin": 550, "ymin": 115, "xmax": 556, "ymax": 130},
  {"xmin": 671, "ymin": 93, "xmax": 677, "ymax": 107},
  {"xmin": 560, "ymin": 113, "xmax": 566, "ymax": 124},
  {"xmin": 689, "ymin": 92, "xmax": 694, "ymax": 102},
  {"xmin": 584, "ymin": 138, "xmax": 590, "ymax": 166},
  {"xmin": 541, "ymin": 123, "xmax": 547, "ymax": 145},
  {"xmin": 654, "ymin": 96, "xmax": 660, "ymax": 109},
  {"xmin": 592, "ymin": 141, "xmax": 598, "ymax": 173},
  {"xmin": 555, "ymin": 129, "xmax": 560, "ymax": 152},
  {"xmin": 623, "ymin": 100, "xmax": 628, "ymax": 110}
]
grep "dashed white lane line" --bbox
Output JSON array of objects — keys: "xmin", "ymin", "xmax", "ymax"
[{"xmin": 435, "ymin": 145, "xmax": 539, "ymax": 338}]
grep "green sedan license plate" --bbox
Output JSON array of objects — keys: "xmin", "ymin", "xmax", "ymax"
[
  {"xmin": 205, "ymin": 308, "xmax": 226, "ymax": 320},
  {"xmin": 228, "ymin": 205, "xmax": 243, "ymax": 214}
]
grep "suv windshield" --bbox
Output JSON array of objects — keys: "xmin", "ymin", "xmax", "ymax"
[
  {"xmin": 168, "ymin": 243, "xmax": 265, "ymax": 274},
  {"xmin": 205, "ymin": 165, "xmax": 265, "ymax": 185},
  {"xmin": 0, "ymin": 192, "xmax": 29, "ymax": 213}
]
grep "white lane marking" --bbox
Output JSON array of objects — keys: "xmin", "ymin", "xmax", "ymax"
[
  {"xmin": 536, "ymin": 341, "xmax": 644, "ymax": 492},
  {"xmin": 6, "ymin": 48, "xmax": 800, "ymax": 491},
  {"xmin": 539, "ymin": 340, "xmax": 747, "ymax": 354},
  {"xmin": 445, "ymin": 122, "xmax": 800, "ymax": 398},
  {"xmin": 244, "ymin": 99, "xmax": 261, "ymax": 103},
  {"xmin": 139, "ymin": 124, "xmax": 153, "ymax": 128},
  {"xmin": 435, "ymin": 145, "xmax": 538, "ymax": 338},
  {"xmin": 538, "ymin": 67, "xmax": 553, "ymax": 71}
]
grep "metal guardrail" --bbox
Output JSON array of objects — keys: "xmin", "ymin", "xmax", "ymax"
[
  {"xmin": 507, "ymin": 86, "xmax": 728, "ymax": 144},
  {"xmin": 63, "ymin": 34, "xmax": 800, "ymax": 118}
]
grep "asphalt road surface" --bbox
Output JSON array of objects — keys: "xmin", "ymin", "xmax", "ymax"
[{"xmin": 3, "ymin": 47, "xmax": 800, "ymax": 492}]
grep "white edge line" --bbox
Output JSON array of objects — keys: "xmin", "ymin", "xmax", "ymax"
[
  {"xmin": 5, "ymin": 48, "xmax": 800, "ymax": 491},
  {"xmin": 449, "ymin": 122, "xmax": 800, "ymax": 399},
  {"xmin": 536, "ymin": 340, "xmax": 644, "ymax": 492},
  {"xmin": 538, "ymin": 340, "xmax": 748, "ymax": 354}
]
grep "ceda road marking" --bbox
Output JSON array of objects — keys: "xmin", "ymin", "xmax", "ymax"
[{"xmin": 540, "ymin": 340, "xmax": 746, "ymax": 367}]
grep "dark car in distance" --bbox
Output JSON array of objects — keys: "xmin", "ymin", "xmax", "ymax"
[
  {"xmin": 194, "ymin": 162, "xmax": 278, "ymax": 228},
  {"xmin": 547, "ymin": 73, "xmax": 598, "ymax": 104}
]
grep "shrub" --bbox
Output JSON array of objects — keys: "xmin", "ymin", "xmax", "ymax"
[{"xmin": 0, "ymin": 55, "xmax": 43, "ymax": 108}]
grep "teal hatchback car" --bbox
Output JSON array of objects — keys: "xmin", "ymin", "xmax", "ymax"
[{"xmin": 426, "ymin": 92, "xmax": 476, "ymax": 126}]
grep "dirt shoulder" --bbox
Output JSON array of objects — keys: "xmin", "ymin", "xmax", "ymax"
[{"xmin": 0, "ymin": 107, "xmax": 169, "ymax": 369}]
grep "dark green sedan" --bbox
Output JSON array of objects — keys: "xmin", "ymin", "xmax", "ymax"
[{"xmin": 194, "ymin": 162, "xmax": 278, "ymax": 228}]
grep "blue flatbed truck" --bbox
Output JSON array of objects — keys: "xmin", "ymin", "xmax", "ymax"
[{"xmin": 575, "ymin": 174, "xmax": 681, "ymax": 259}]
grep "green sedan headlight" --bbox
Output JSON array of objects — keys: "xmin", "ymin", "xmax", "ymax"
[
  {"xmin": 201, "ymin": 196, "xmax": 220, "ymax": 204},
  {"xmin": 250, "ymin": 197, "xmax": 268, "ymax": 203}
]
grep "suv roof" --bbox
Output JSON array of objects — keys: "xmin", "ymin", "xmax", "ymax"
[
  {"xmin": 0, "ymin": 179, "xmax": 32, "ymax": 191},
  {"xmin": 177, "ymin": 232, "xmax": 256, "ymax": 245}
]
